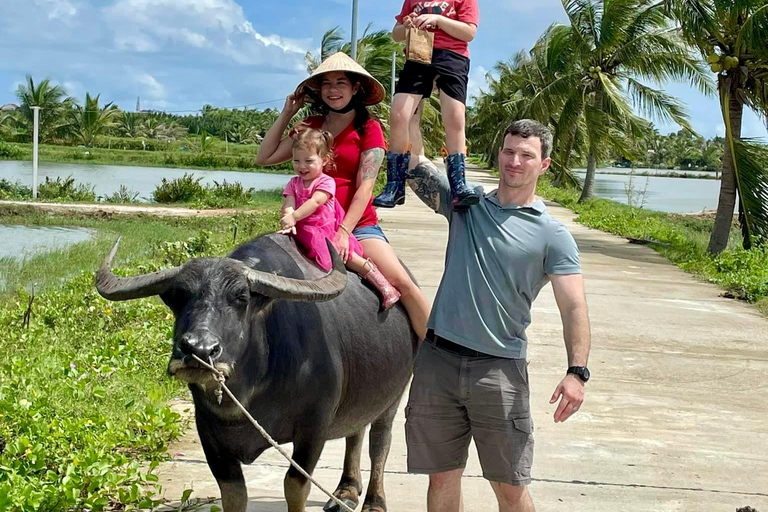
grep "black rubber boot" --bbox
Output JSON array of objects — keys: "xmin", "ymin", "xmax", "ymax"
[
  {"xmin": 446, "ymin": 153, "xmax": 479, "ymax": 209},
  {"xmin": 373, "ymin": 152, "xmax": 410, "ymax": 208}
]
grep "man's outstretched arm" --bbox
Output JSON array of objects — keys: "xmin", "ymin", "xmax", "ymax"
[{"xmin": 407, "ymin": 161, "xmax": 452, "ymax": 218}]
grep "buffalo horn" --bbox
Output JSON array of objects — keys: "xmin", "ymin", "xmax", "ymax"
[
  {"xmin": 95, "ymin": 238, "xmax": 181, "ymax": 301},
  {"xmin": 241, "ymin": 239, "xmax": 347, "ymax": 302}
]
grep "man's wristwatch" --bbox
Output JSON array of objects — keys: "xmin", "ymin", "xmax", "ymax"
[{"xmin": 567, "ymin": 366, "xmax": 590, "ymax": 383}]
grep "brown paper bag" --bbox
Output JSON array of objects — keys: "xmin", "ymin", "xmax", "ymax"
[{"xmin": 405, "ymin": 28, "xmax": 434, "ymax": 65}]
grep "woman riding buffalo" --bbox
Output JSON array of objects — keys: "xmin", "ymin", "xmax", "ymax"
[{"xmin": 256, "ymin": 52, "xmax": 429, "ymax": 340}]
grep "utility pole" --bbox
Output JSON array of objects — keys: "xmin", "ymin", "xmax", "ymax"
[
  {"xmin": 350, "ymin": 0, "xmax": 359, "ymax": 60},
  {"xmin": 32, "ymin": 106, "xmax": 40, "ymax": 199}
]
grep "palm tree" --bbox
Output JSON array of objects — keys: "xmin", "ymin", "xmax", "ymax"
[
  {"xmin": 118, "ymin": 112, "xmax": 144, "ymax": 138},
  {"xmin": 665, "ymin": 0, "xmax": 768, "ymax": 252},
  {"xmin": 304, "ymin": 26, "xmax": 446, "ymax": 157},
  {"xmin": 467, "ymin": 37, "xmax": 584, "ymax": 186},
  {"xmin": 69, "ymin": 93, "xmax": 119, "ymax": 146},
  {"xmin": 15, "ymin": 75, "xmax": 74, "ymax": 143},
  {"xmin": 528, "ymin": 0, "xmax": 713, "ymax": 203}
]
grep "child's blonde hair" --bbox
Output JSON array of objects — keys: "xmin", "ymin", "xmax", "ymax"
[{"xmin": 292, "ymin": 127, "xmax": 334, "ymax": 161}]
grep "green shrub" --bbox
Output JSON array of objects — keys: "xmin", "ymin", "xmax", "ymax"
[
  {"xmin": 104, "ymin": 185, "xmax": 141, "ymax": 204},
  {"xmin": 0, "ymin": 142, "xmax": 23, "ymax": 159},
  {"xmin": 37, "ymin": 176, "xmax": 96, "ymax": 202},
  {"xmin": 152, "ymin": 173, "xmax": 204, "ymax": 203},
  {"xmin": 0, "ymin": 179, "xmax": 32, "ymax": 200},
  {"xmin": 153, "ymin": 230, "xmax": 223, "ymax": 266},
  {"xmin": 0, "ymin": 274, "xmax": 184, "ymax": 510}
]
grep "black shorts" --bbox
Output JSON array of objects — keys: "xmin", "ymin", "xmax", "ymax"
[{"xmin": 395, "ymin": 48, "xmax": 470, "ymax": 104}]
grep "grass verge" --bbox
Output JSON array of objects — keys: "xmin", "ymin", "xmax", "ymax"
[
  {"xmin": 535, "ymin": 175, "xmax": 768, "ymax": 308},
  {"xmin": 0, "ymin": 202, "xmax": 281, "ymax": 510}
]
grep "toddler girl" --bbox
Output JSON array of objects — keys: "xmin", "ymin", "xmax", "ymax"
[{"xmin": 279, "ymin": 128, "xmax": 401, "ymax": 310}]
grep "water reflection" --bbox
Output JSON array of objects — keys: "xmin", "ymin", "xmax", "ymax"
[{"xmin": 0, "ymin": 225, "xmax": 93, "ymax": 260}]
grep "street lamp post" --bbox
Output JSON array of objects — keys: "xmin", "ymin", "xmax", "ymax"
[
  {"xmin": 31, "ymin": 106, "xmax": 40, "ymax": 199},
  {"xmin": 350, "ymin": 0, "xmax": 359, "ymax": 60}
]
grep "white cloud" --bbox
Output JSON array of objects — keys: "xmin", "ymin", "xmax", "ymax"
[
  {"xmin": 0, "ymin": 0, "xmax": 312, "ymax": 113},
  {"xmin": 38, "ymin": 0, "xmax": 78, "ymax": 20},
  {"xmin": 134, "ymin": 73, "xmax": 166, "ymax": 99},
  {"xmin": 103, "ymin": 0, "xmax": 311, "ymax": 61}
]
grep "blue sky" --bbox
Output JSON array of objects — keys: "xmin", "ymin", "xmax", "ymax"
[{"xmin": 1, "ymin": 0, "xmax": 765, "ymax": 139}]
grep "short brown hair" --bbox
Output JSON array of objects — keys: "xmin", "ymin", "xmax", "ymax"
[
  {"xmin": 503, "ymin": 120, "xmax": 553, "ymax": 159},
  {"xmin": 292, "ymin": 127, "xmax": 334, "ymax": 160}
]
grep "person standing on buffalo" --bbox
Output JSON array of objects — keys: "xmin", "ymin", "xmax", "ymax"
[
  {"xmin": 256, "ymin": 52, "xmax": 430, "ymax": 340},
  {"xmin": 405, "ymin": 119, "xmax": 592, "ymax": 512},
  {"xmin": 374, "ymin": 0, "xmax": 480, "ymax": 210}
]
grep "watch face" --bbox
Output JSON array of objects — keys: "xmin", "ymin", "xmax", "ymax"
[{"xmin": 582, "ymin": 367, "xmax": 591, "ymax": 381}]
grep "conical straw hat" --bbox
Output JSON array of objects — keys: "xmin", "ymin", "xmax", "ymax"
[{"xmin": 294, "ymin": 52, "xmax": 385, "ymax": 106}]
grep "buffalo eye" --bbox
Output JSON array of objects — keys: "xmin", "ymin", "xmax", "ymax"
[{"xmin": 232, "ymin": 293, "xmax": 250, "ymax": 307}]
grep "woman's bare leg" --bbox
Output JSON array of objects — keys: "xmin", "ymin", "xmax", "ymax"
[{"xmin": 359, "ymin": 238, "xmax": 430, "ymax": 340}]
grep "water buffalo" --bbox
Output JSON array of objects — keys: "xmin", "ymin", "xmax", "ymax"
[{"xmin": 95, "ymin": 234, "xmax": 417, "ymax": 512}]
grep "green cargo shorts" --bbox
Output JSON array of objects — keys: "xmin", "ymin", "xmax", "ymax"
[{"xmin": 405, "ymin": 337, "xmax": 534, "ymax": 486}]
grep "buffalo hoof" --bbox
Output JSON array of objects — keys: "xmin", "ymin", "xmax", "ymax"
[
  {"xmin": 361, "ymin": 495, "xmax": 387, "ymax": 512},
  {"xmin": 324, "ymin": 497, "xmax": 359, "ymax": 512}
]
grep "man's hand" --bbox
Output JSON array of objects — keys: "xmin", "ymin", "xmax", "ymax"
[
  {"xmin": 412, "ymin": 14, "xmax": 441, "ymax": 30},
  {"xmin": 549, "ymin": 374, "xmax": 585, "ymax": 423}
]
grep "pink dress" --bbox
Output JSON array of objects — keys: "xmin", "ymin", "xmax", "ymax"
[{"xmin": 283, "ymin": 173, "xmax": 364, "ymax": 271}]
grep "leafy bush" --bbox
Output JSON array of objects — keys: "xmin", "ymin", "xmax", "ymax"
[
  {"xmin": 152, "ymin": 173, "xmax": 204, "ymax": 203},
  {"xmin": 0, "ymin": 273, "xmax": 185, "ymax": 510},
  {"xmin": 0, "ymin": 142, "xmax": 23, "ymax": 159},
  {"xmin": 37, "ymin": 176, "xmax": 96, "ymax": 202},
  {"xmin": 153, "ymin": 230, "xmax": 223, "ymax": 266},
  {"xmin": 0, "ymin": 179, "xmax": 32, "ymax": 200},
  {"xmin": 104, "ymin": 185, "xmax": 141, "ymax": 204},
  {"xmin": 195, "ymin": 180, "xmax": 256, "ymax": 208}
]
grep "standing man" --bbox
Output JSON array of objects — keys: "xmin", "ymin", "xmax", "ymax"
[
  {"xmin": 374, "ymin": 0, "xmax": 480, "ymax": 210},
  {"xmin": 405, "ymin": 119, "xmax": 592, "ymax": 512}
]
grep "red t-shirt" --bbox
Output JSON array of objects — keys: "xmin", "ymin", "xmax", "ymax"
[
  {"xmin": 396, "ymin": 0, "xmax": 479, "ymax": 58},
  {"xmin": 292, "ymin": 116, "xmax": 385, "ymax": 229}
]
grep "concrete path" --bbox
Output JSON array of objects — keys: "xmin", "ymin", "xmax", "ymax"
[{"xmin": 155, "ymin": 166, "xmax": 768, "ymax": 511}]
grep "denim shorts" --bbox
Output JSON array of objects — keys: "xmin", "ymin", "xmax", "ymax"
[{"xmin": 352, "ymin": 224, "xmax": 389, "ymax": 243}]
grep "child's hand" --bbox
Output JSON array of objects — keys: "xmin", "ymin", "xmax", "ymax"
[
  {"xmin": 403, "ymin": 13, "xmax": 417, "ymax": 28},
  {"xmin": 413, "ymin": 13, "xmax": 440, "ymax": 30},
  {"xmin": 280, "ymin": 212, "xmax": 296, "ymax": 230},
  {"xmin": 277, "ymin": 226, "xmax": 296, "ymax": 235}
]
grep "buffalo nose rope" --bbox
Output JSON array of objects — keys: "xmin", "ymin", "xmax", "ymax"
[{"xmin": 191, "ymin": 354, "xmax": 356, "ymax": 512}]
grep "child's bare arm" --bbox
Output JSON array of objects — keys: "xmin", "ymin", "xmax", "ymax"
[
  {"xmin": 288, "ymin": 191, "xmax": 330, "ymax": 223},
  {"xmin": 281, "ymin": 196, "xmax": 296, "ymax": 215},
  {"xmin": 413, "ymin": 15, "xmax": 476, "ymax": 42}
]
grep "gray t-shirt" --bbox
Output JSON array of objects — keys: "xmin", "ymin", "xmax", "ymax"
[{"xmin": 428, "ymin": 178, "xmax": 581, "ymax": 359}]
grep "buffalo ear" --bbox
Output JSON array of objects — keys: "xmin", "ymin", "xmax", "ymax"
[
  {"xmin": 247, "ymin": 293, "xmax": 273, "ymax": 311},
  {"xmin": 159, "ymin": 289, "xmax": 185, "ymax": 315}
]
